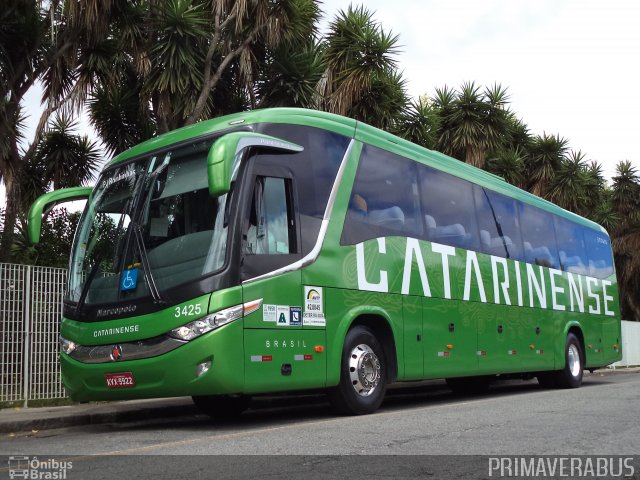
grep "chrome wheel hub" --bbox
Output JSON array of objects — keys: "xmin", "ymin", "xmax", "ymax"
[
  {"xmin": 348, "ymin": 344, "xmax": 381, "ymax": 397},
  {"xmin": 568, "ymin": 344, "xmax": 581, "ymax": 377}
]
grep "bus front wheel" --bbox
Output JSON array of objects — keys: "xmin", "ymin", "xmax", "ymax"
[{"xmin": 328, "ymin": 326, "xmax": 387, "ymax": 415}]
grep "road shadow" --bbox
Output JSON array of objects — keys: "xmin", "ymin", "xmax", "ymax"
[{"xmin": 90, "ymin": 375, "xmax": 617, "ymax": 434}]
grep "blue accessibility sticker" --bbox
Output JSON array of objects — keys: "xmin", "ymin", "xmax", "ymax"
[{"xmin": 121, "ymin": 268, "xmax": 138, "ymax": 291}]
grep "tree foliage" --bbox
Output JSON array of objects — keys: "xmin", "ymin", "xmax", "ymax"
[{"xmin": 2, "ymin": 1, "xmax": 639, "ymax": 320}]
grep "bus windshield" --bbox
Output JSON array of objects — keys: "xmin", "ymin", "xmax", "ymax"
[{"xmin": 67, "ymin": 139, "xmax": 228, "ymax": 308}]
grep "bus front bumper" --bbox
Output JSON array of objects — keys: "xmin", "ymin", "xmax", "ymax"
[{"xmin": 60, "ymin": 322, "xmax": 244, "ymax": 403}]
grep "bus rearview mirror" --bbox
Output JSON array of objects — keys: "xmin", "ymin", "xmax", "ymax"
[
  {"xmin": 207, "ymin": 132, "xmax": 303, "ymax": 197},
  {"xmin": 28, "ymin": 187, "xmax": 93, "ymax": 244}
]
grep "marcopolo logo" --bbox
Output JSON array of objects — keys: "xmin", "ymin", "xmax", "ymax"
[{"xmin": 8, "ymin": 456, "xmax": 72, "ymax": 479}]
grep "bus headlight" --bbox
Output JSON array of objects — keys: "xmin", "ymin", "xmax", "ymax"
[
  {"xmin": 60, "ymin": 336, "xmax": 78, "ymax": 355},
  {"xmin": 168, "ymin": 299, "xmax": 262, "ymax": 341}
]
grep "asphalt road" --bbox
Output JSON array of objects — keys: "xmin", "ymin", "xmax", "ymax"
[{"xmin": 1, "ymin": 373, "xmax": 639, "ymax": 479}]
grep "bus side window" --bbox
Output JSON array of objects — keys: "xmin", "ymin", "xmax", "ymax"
[
  {"xmin": 246, "ymin": 177, "xmax": 295, "ymax": 255},
  {"xmin": 583, "ymin": 229, "xmax": 614, "ymax": 278},
  {"xmin": 341, "ymin": 145, "xmax": 422, "ymax": 245},
  {"xmin": 473, "ymin": 186, "xmax": 524, "ymax": 261},
  {"xmin": 554, "ymin": 216, "xmax": 588, "ymax": 275},
  {"xmin": 519, "ymin": 202, "xmax": 560, "ymax": 269},
  {"xmin": 418, "ymin": 165, "xmax": 480, "ymax": 250}
]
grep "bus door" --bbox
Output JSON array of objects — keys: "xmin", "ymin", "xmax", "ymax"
[{"xmin": 240, "ymin": 166, "xmax": 326, "ymax": 393}]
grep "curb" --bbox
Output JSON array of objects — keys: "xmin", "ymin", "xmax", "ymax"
[{"xmin": 1, "ymin": 400, "xmax": 198, "ymax": 435}]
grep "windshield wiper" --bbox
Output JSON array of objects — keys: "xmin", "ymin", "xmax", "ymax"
[
  {"xmin": 75, "ymin": 260, "xmax": 101, "ymax": 318},
  {"xmin": 131, "ymin": 220, "xmax": 165, "ymax": 305}
]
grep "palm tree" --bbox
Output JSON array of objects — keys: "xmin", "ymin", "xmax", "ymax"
[
  {"xmin": 392, "ymin": 97, "xmax": 439, "ymax": 149},
  {"xmin": 525, "ymin": 132, "xmax": 569, "ymax": 197},
  {"xmin": 257, "ymin": 42, "xmax": 324, "ymax": 109},
  {"xmin": 547, "ymin": 150, "xmax": 590, "ymax": 214},
  {"xmin": 610, "ymin": 161, "xmax": 640, "ymax": 321},
  {"xmin": 33, "ymin": 114, "xmax": 101, "ymax": 190},
  {"xmin": 43, "ymin": 0, "xmax": 321, "ymax": 138},
  {"xmin": 317, "ymin": 5, "xmax": 406, "ymax": 128},
  {"xmin": 485, "ymin": 148, "xmax": 526, "ymax": 188},
  {"xmin": 1, "ymin": 1, "xmax": 54, "ymax": 261},
  {"xmin": 433, "ymin": 82, "xmax": 511, "ymax": 168}
]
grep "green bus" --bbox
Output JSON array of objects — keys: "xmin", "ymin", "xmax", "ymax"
[{"xmin": 29, "ymin": 108, "xmax": 622, "ymax": 415}]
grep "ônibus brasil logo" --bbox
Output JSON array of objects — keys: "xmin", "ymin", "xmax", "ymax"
[{"xmin": 8, "ymin": 456, "xmax": 72, "ymax": 479}]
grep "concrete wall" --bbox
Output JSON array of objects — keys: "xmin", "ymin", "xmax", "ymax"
[{"xmin": 612, "ymin": 320, "xmax": 640, "ymax": 367}]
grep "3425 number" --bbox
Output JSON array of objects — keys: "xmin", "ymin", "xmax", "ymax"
[{"xmin": 175, "ymin": 304, "xmax": 202, "ymax": 317}]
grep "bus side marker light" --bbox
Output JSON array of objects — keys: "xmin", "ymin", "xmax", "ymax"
[
  {"xmin": 476, "ymin": 351, "xmax": 486, "ymax": 356},
  {"xmin": 314, "ymin": 346, "xmax": 324, "ymax": 353},
  {"xmin": 588, "ymin": 344, "xmax": 593, "ymax": 349},
  {"xmin": 508, "ymin": 350, "xmax": 517, "ymax": 355},
  {"xmin": 529, "ymin": 344, "xmax": 535, "ymax": 349},
  {"xmin": 251, "ymin": 355, "xmax": 273, "ymax": 362},
  {"xmin": 437, "ymin": 351, "xmax": 450, "ymax": 357},
  {"xmin": 294, "ymin": 354, "xmax": 313, "ymax": 361},
  {"xmin": 536, "ymin": 349, "xmax": 544, "ymax": 355},
  {"xmin": 613, "ymin": 344, "xmax": 619, "ymax": 350},
  {"xmin": 446, "ymin": 344, "xmax": 453, "ymax": 350}
]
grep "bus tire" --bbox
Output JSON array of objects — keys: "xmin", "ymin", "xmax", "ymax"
[
  {"xmin": 554, "ymin": 333, "xmax": 584, "ymax": 388},
  {"xmin": 328, "ymin": 326, "xmax": 387, "ymax": 415},
  {"xmin": 192, "ymin": 394, "xmax": 251, "ymax": 419}
]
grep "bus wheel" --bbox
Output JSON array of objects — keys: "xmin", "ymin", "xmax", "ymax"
[
  {"xmin": 555, "ymin": 333, "xmax": 584, "ymax": 388},
  {"xmin": 329, "ymin": 326, "xmax": 387, "ymax": 415},
  {"xmin": 192, "ymin": 394, "xmax": 251, "ymax": 419}
]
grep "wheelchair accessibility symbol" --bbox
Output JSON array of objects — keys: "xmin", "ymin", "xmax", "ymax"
[{"xmin": 121, "ymin": 268, "xmax": 138, "ymax": 291}]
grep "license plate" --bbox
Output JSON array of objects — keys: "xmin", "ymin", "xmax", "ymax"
[{"xmin": 105, "ymin": 372, "xmax": 136, "ymax": 388}]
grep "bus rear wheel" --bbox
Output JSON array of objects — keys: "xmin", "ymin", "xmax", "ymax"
[
  {"xmin": 192, "ymin": 394, "xmax": 251, "ymax": 419},
  {"xmin": 328, "ymin": 326, "xmax": 387, "ymax": 415},
  {"xmin": 537, "ymin": 333, "xmax": 584, "ymax": 389},
  {"xmin": 556, "ymin": 333, "xmax": 584, "ymax": 388}
]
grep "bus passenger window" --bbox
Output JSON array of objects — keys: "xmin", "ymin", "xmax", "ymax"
[
  {"xmin": 554, "ymin": 216, "xmax": 588, "ymax": 275},
  {"xmin": 519, "ymin": 203, "xmax": 560, "ymax": 269},
  {"xmin": 341, "ymin": 145, "xmax": 422, "ymax": 245},
  {"xmin": 473, "ymin": 186, "xmax": 524, "ymax": 261},
  {"xmin": 246, "ymin": 177, "xmax": 294, "ymax": 255},
  {"xmin": 584, "ymin": 229, "xmax": 614, "ymax": 278},
  {"xmin": 419, "ymin": 165, "xmax": 479, "ymax": 250}
]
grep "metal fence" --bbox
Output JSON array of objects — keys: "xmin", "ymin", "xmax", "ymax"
[{"xmin": 1, "ymin": 263, "xmax": 66, "ymax": 405}]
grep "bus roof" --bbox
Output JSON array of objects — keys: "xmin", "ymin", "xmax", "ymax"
[{"xmin": 107, "ymin": 107, "xmax": 606, "ymax": 234}]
